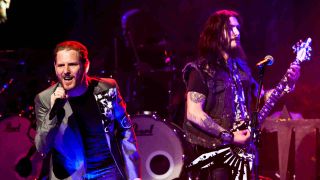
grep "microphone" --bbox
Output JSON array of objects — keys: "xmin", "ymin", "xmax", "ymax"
[
  {"xmin": 49, "ymin": 98, "xmax": 64, "ymax": 120},
  {"xmin": 256, "ymin": 55, "xmax": 274, "ymax": 67}
]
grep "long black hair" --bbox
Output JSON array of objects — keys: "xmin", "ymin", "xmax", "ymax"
[{"xmin": 198, "ymin": 10, "xmax": 246, "ymax": 67}]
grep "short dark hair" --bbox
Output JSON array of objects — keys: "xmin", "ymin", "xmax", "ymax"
[{"xmin": 54, "ymin": 41, "xmax": 89, "ymax": 67}]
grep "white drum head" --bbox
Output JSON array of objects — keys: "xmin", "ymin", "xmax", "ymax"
[{"xmin": 132, "ymin": 114, "xmax": 184, "ymax": 180}]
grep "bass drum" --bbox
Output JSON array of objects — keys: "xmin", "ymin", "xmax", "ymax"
[
  {"xmin": 131, "ymin": 114, "xmax": 185, "ymax": 180},
  {"xmin": 0, "ymin": 115, "xmax": 43, "ymax": 180}
]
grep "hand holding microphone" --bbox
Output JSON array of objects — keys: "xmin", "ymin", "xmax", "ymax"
[
  {"xmin": 49, "ymin": 87, "xmax": 67, "ymax": 120},
  {"xmin": 285, "ymin": 63, "xmax": 301, "ymax": 91}
]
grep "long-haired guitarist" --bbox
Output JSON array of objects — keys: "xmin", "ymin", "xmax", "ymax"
[{"xmin": 182, "ymin": 9, "xmax": 301, "ymax": 179}]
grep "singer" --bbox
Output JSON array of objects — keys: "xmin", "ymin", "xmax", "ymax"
[
  {"xmin": 34, "ymin": 41, "xmax": 141, "ymax": 180},
  {"xmin": 181, "ymin": 10, "xmax": 300, "ymax": 179}
]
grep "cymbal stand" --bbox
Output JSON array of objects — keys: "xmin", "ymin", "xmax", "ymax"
[{"xmin": 164, "ymin": 50, "xmax": 177, "ymax": 119}]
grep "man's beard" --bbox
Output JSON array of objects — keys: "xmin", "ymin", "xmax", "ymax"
[{"xmin": 228, "ymin": 44, "xmax": 246, "ymax": 60}]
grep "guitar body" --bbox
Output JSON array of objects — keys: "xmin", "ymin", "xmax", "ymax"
[{"xmin": 187, "ymin": 145, "xmax": 254, "ymax": 179}]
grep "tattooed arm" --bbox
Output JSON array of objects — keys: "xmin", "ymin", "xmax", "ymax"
[
  {"xmin": 186, "ymin": 91, "xmax": 226, "ymax": 137},
  {"xmin": 186, "ymin": 91, "xmax": 250, "ymax": 144}
]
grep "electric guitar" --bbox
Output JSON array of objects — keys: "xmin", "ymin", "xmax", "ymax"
[{"xmin": 186, "ymin": 37, "xmax": 312, "ymax": 179}]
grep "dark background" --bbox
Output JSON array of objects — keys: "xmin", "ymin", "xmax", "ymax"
[{"xmin": 0, "ymin": 0, "xmax": 319, "ymax": 120}]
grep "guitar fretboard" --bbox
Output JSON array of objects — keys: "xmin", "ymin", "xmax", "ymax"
[{"xmin": 257, "ymin": 61, "xmax": 300, "ymax": 122}]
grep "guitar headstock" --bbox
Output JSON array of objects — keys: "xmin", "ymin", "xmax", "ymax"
[{"xmin": 292, "ymin": 37, "xmax": 312, "ymax": 63}]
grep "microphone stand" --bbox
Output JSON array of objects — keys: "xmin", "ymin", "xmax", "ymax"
[{"xmin": 250, "ymin": 64, "xmax": 266, "ymax": 180}]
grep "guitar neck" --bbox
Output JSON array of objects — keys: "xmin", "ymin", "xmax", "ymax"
[{"xmin": 257, "ymin": 60, "xmax": 300, "ymax": 122}]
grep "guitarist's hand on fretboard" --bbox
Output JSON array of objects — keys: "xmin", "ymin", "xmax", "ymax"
[
  {"xmin": 286, "ymin": 63, "xmax": 301, "ymax": 91},
  {"xmin": 263, "ymin": 63, "xmax": 301, "ymax": 101}
]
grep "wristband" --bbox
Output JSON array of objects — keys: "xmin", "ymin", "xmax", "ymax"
[{"xmin": 219, "ymin": 131, "xmax": 234, "ymax": 144}]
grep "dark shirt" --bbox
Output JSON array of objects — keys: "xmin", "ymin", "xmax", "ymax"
[
  {"xmin": 69, "ymin": 87, "xmax": 118, "ymax": 179},
  {"xmin": 187, "ymin": 69, "xmax": 208, "ymax": 95}
]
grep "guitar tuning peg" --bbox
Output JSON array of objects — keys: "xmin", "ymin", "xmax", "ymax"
[
  {"xmin": 292, "ymin": 45, "xmax": 297, "ymax": 52},
  {"xmin": 306, "ymin": 37, "xmax": 312, "ymax": 44},
  {"xmin": 307, "ymin": 53, "xmax": 312, "ymax": 59},
  {"xmin": 302, "ymin": 37, "xmax": 312, "ymax": 48}
]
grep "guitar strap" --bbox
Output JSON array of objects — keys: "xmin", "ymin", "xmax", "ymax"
[{"xmin": 228, "ymin": 58, "xmax": 250, "ymax": 128}]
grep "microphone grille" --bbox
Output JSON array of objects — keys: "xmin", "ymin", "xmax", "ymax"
[{"xmin": 265, "ymin": 55, "xmax": 274, "ymax": 65}]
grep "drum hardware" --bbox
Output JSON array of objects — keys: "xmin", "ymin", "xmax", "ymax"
[
  {"xmin": 134, "ymin": 110, "xmax": 158, "ymax": 116},
  {"xmin": 120, "ymin": 10, "xmax": 182, "ymax": 118},
  {"xmin": 15, "ymin": 145, "xmax": 37, "ymax": 177},
  {"xmin": 127, "ymin": 56, "xmax": 183, "ymax": 119}
]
